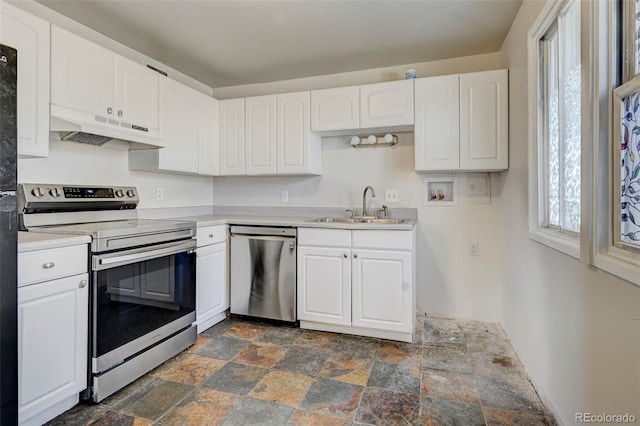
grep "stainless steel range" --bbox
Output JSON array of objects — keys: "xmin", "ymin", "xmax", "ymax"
[{"xmin": 19, "ymin": 183, "xmax": 197, "ymax": 402}]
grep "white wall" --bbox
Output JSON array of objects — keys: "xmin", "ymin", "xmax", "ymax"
[
  {"xmin": 499, "ymin": 1, "xmax": 640, "ymax": 423},
  {"xmin": 211, "ymin": 53, "xmax": 504, "ymax": 322}
]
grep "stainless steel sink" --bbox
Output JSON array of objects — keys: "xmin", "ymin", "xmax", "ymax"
[{"xmin": 311, "ymin": 217, "xmax": 409, "ymax": 224}]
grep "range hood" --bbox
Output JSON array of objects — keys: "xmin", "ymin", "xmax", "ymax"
[{"xmin": 50, "ymin": 104, "xmax": 165, "ymax": 150}]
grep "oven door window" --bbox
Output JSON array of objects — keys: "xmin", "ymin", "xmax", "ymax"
[{"xmin": 93, "ymin": 251, "xmax": 195, "ymax": 358}]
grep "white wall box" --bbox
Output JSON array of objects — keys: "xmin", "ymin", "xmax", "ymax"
[
  {"xmin": 245, "ymin": 95, "xmax": 277, "ymax": 175},
  {"xmin": 129, "ymin": 79, "xmax": 219, "ymax": 175},
  {"xmin": 310, "ymin": 86, "xmax": 360, "ymax": 132},
  {"xmin": 360, "ymin": 80, "xmax": 414, "ymax": 129},
  {"xmin": 50, "ymin": 26, "xmax": 162, "ymax": 148},
  {"xmin": 18, "ymin": 245, "xmax": 88, "ymax": 426},
  {"xmin": 219, "ymin": 98, "xmax": 246, "ymax": 176},
  {"xmin": 276, "ymin": 91, "xmax": 321, "ymax": 175},
  {"xmin": 414, "ymin": 69, "xmax": 508, "ymax": 172},
  {"xmin": 297, "ymin": 228, "xmax": 415, "ymax": 342},
  {"xmin": 1, "ymin": 4, "xmax": 50, "ymax": 157},
  {"xmin": 195, "ymin": 225, "xmax": 228, "ymax": 333},
  {"xmin": 423, "ymin": 176, "xmax": 458, "ymax": 206}
]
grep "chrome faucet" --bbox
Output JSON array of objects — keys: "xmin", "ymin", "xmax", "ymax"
[{"xmin": 362, "ymin": 186, "xmax": 376, "ymax": 216}]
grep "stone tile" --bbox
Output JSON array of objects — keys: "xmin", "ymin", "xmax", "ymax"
[
  {"xmin": 483, "ymin": 407, "xmax": 556, "ymax": 425},
  {"xmin": 203, "ymin": 362, "xmax": 268, "ymax": 396},
  {"xmin": 376, "ymin": 341, "xmax": 422, "ymax": 367},
  {"xmin": 472, "ymin": 351, "xmax": 527, "ymax": 380},
  {"xmin": 186, "ymin": 335, "xmax": 212, "ymax": 353},
  {"xmin": 45, "ymin": 404, "xmax": 108, "ymax": 425},
  {"xmin": 423, "ymin": 317, "xmax": 468, "ymax": 350},
  {"xmin": 224, "ymin": 322, "xmax": 269, "ymax": 340},
  {"xmin": 355, "ymin": 387, "xmax": 420, "ymax": 426},
  {"xmin": 423, "ymin": 345, "xmax": 473, "ymax": 374},
  {"xmin": 420, "ymin": 396, "xmax": 485, "ymax": 426},
  {"xmin": 199, "ymin": 318, "xmax": 236, "ymax": 339},
  {"xmin": 299, "ymin": 378, "xmax": 363, "ymax": 420},
  {"xmin": 257, "ymin": 326, "xmax": 302, "ymax": 347},
  {"xmin": 87, "ymin": 410, "xmax": 152, "ymax": 426},
  {"xmin": 274, "ymin": 345, "xmax": 331, "ymax": 376},
  {"xmin": 295, "ymin": 330, "xmax": 337, "ymax": 349},
  {"xmin": 287, "ymin": 410, "xmax": 351, "ymax": 426},
  {"xmin": 318, "ymin": 354, "xmax": 374, "ymax": 386},
  {"xmin": 249, "ymin": 370, "xmax": 314, "ymax": 407},
  {"xmin": 113, "ymin": 379, "xmax": 194, "ymax": 421},
  {"xmin": 220, "ymin": 397, "xmax": 294, "ymax": 426},
  {"xmin": 195, "ymin": 336, "xmax": 250, "ymax": 361},
  {"xmin": 464, "ymin": 322, "xmax": 512, "ymax": 354},
  {"xmin": 367, "ymin": 361, "xmax": 421, "ymax": 395},
  {"xmin": 421, "ymin": 368, "xmax": 480, "ymax": 405},
  {"xmin": 150, "ymin": 354, "xmax": 226, "ymax": 386},
  {"xmin": 233, "ymin": 341, "xmax": 287, "ymax": 367},
  {"xmin": 326, "ymin": 334, "xmax": 380, "ymax": 359},
  {"xmin": 476, "ymin": 375, "xmax": 546, "ymax": 414},
  {"xmin": 100, "ymin": 374, "xmax": 157, "ymax": 408},
  {"xmin": 160, "ymin": 388, "xmax": 239, "ymax": 426}
]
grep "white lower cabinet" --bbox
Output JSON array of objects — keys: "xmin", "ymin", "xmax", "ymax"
[
  {"xmin": 297, "ymin": 228, "xmax": 415, "ymax": 342},
  {"xmin": 195, "ymin": 225, "xmax": 228, "ymax": 333},
  {"xmin": 18, "ymin": 243, "xmax": 89, "ymax": 426}
]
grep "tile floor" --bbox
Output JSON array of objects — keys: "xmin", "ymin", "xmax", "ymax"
[{"xmin": 47, "ymin": 316, "xmax": 556, "ymax": 425}]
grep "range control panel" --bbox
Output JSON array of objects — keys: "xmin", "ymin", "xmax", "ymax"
[{"xmin": 20, "ymin": 183, "xmax": 139, "ymax": 204}]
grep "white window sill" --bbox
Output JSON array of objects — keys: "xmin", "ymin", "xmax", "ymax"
[
  {"xmin": 529, "ymin": 228, "xmax": 580, "ymax": 259},
  {"xmin": 594, "ymin": 248, "xmax": 640, "ymax": 288}
]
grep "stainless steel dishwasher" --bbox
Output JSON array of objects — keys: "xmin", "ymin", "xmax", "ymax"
[{"xmin": 230, "ymin": 225, "xmax": 297, "ymax": 323}]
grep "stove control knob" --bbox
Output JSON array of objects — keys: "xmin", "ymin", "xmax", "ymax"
[
  {"xmin": 49, "ymin": 188, "xmax": 61, "ymax": 198},
  {"xmin": 31, "ymin": 187, "xmax": 44, "ymax": 198},
  {"xmin": 126, "ymin": 190, "xmax": 135, "ymax": 198},
  {"xmin": 115, "ymin": 189, "xmax": 124, "ymax": 198}
]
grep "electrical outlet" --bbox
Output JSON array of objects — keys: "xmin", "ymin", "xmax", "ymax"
[
  {"xmin": 469, "ymin": 242, "xmax": 479, "ymax": 256},
  {"xmin": 156, "ymin": 187, "xmax": 164, "ymax": 201},
  {"xmin": 281, "ymin": 190, "xmax": 289, "ymax": 203},
  {"xmin": 385, "ymin": 189, "xmax": 399, "ymax": 203}
]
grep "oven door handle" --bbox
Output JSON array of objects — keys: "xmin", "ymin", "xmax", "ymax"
[{"xmin": 93, "ymin": 239, "xmax": 196, "ymax": 271}]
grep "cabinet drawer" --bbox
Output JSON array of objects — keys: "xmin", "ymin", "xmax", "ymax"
[
  {"xmin": 352, "ymin": 230, "xmax": 412, "ymax": 250},
  {"xmin": 298, "ymin": 228, "xmax": 350, "ymax": 247},
  {"xmin": 197, "ymin": 225, "xmax": 227, "ymax": 247},
  {"xmin": 19, "ymin": 244, "xmax": 87, "ymax": 287}
]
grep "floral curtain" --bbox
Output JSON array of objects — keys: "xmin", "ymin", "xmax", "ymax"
[{"xmin": 621, "ymin": 91, "xmax": 640, "ymax": 246}]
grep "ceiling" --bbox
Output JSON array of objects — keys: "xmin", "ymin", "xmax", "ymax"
[{"xmin": 37, "ymin": 0, "xmax": 522, "ymax": 89}]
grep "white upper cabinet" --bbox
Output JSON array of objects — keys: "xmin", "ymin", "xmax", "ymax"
[
  {"xmin": 310, "ymin": 86, "xmax": 359, "ymax": 132},
  {"xmin": 459, "ymin": 69, "xmax": 508, "ymax": 170},
  {"xmin": 219, "ymin": 98, "xmax": 246, "ymax": 176},
  {"xmin": 51, "ymin": 26, "xmax": 159, "ymax": 132},
  {"xmin": 414, "ymin": 75, "xmax": 460, "ymax": 171},
  {"xmin": 414, "ymin": 69, "xmax": 508, "ymax": 172},
  {"xmin": 198, "ymin": 93, "xmax": 220, "ymax": 176},
  {"xmin": 1, "ymin": 3, "xmax": 50, "ymax": 157},
  {"xmin": 276, "ymin": 91, "xmax": 321, "ymax": 175},
  {"xmin": 245, "ymin": 95, "xmax": 276, "ymax": 175},
  {"xmin": 360, "ymin": 80, "xmax": 414, "ymax": 128}
]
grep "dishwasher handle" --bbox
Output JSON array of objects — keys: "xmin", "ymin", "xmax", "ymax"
[{"xmin": 231, "ymin": 233, "xmax": 296, "ymax": 247}]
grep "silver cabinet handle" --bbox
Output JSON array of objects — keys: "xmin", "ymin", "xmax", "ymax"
[
  {"xmin": 289, "ymin": 242, "xmax": 296, "ymax": 249},
  {"xmin": 208, "ymin": 234, "xmax": 214, "ymax": 238},
  {"xmin": 343, "ymin": 253, "xmax": 348, "ymax": 258},
  {"xmin": 79, "ymin": 280, "xmax": 87, "ymax": 288},
  {"xmin": 107, "ymin": 107, "xmax": 113, "ymax": 114},
  {"xmin": 353, "ymin": 254, "xmax": 358, "ymax": 259},
  {"xmin": 118, "ymin": 110, "xmax": 123, "ymax": 117},
  {"xmin": 42, "ymin": 262, "xmax": 55, "ymax": 269}
]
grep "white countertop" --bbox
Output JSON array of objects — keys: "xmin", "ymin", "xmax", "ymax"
[{"xmin": 18, "ymin": 231, "xmax": 91, "ymax": 253}]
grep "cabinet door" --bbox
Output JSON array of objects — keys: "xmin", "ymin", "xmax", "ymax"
[
  {"xmin": 158, "ymin": 77, "xmax": 199, "ymax": 173},
  {"xmin": 352, "ymin": 249, "xmax": 412, "ymax": 333},
  {"xmin": 310, "ymin": 86, "xmax": 359, "ymax": 132},
  {"xmin": 297, "ymin": 246, "xmax": 351, "ymax": 326},
  {"xmin": 277, "ymin": 91, "xmax": 321, "ymax": 175},
  {"xmin": 219, "ymin": 98, "xmax": 246, "ymax": 175},
  {"xmin": 414, "ymin": 75, "xmax": 460, "ymax": 171},
  {"xmin": 18, "ymin": 273, "xmax": 88, "ymax": 422},
  {"xmin": 460, "ymin": 69, "xmax": 508, "ymax": 170},
  {"xmin": 114, "ymin": 55, "xmax": 159, "ymax": 130},
  {"xmin": 1, "ymin": 4, "xmax": 50, "ymax": 157},
  {"xmin": 196, "ymin": 242, "xmax": 228, "ymax": 332},
  {"xmin": 360, "ymin": 80, "xmax": 414, "ymax": 128},
  {"xmin": 245, "ymin": 95, "xmax": 276, "ymax": 175},
  {"xmin": 51, "ymin": 26, "xmax": 114, "ymax": 119},
  {"xmin": 198, "ymin": 94, "xmax": 220, "ymax": 176}
]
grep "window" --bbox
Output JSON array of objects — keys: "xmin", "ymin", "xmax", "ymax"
[{"xmin": 528, "ymin": 0, "xmax": 582, "ymax": 257}]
